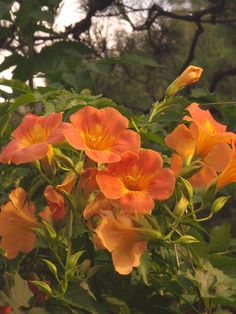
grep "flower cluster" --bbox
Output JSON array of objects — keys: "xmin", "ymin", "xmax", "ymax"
[
  {"xmin": 0, "ymin": 106, "xmax": 175, "ymax": 275},
  {"xmin": 1, "ymin": 65, "xmax": 236, "ymax": 280},
  {"xmin": 165, "ymin": 103, "xmax": 236, "ymax": 190}
]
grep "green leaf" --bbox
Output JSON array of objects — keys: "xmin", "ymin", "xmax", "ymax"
[
  {"xmin": 209, "ymin": 224, "xmax": 231, "ymax": 253},
  {"xmin": 210, "ymin": 254, "xmax": 236, "ymax": 274},
  {"xmin": 0, "ymin": 103, "xmax": 13, "ymax": 138},
  {"xmin": 0, "ymin": 272, "xmax": 33, "ymax": 313},
  {"xmin": 188, "ymin": 228, "xmax": 209, "ymax": 266},
  {"xmin": 0, "ymin": 54, "xmax": 25, "ymax": 73},
  {"xmin": 143, "ymin": 132, "xmax": 165, "ymax": 146},
  {"xmin": 138, "ymin": 251, "xmax": 151, "ymax": 285},
  {"xmin": 0, "ymin": 1, "xmax": 12, "ymax": 19},
  {"xmin": 64, "ymin": 283, "xmax": 99, "ymax": 313},
  {"xmin": 12, "ymin": 93, "xmax": 36, "ymax": 109},
  {"xmin": 0, "ymin": 78, "xmax": 31, "ymax": 93},
  {"xmin": 30, "ymin": 280, "xmax": 52, "ymax": 296},
  {"xmin": 29, "ymin": 10, "xmax": 54, "ymax": 23}
]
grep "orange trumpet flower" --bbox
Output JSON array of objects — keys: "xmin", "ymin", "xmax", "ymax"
[
  {"xmin": 44, "ymin": 171, "xmax": 76, "ymax": 220},
  {"xmin": 184, "ymin": 103, "xmax": 234, "ymax": 157},
  {"xmin": 0, "ymin": 188, "xmax": 39, "ymax": 259},
  {"xmin": 95, "ymin": 212, "xmax": 147, "ymax": 275},
  {"xmin": 63, "ymin": 106, "xmax": 141, "ymax": 163},
  {"xmin": 216, "ymin": 151, "xmax": 236, "ymax": 190},
  {"xmin": 0, "ymin": 113, "xmax": 65, "ymax": 164},
  {"xmin": 96, "ymin": 149, "xmax": 175, "ymax": 214}
]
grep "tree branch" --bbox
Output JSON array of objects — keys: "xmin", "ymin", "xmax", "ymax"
[
  {"xmin": 209, "ymin": 66, "xmax": 236, "ymax": 92},
  {"xmin": 179, "ymin": 21, "xmax": 204, "ymax": 73},
  {"xmin": 64, "ymin": 0, "xmax": 116, "ymax": 39}
]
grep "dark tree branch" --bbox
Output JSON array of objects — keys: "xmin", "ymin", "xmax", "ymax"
[
  {"xmin": 65, "ymin": 0, "xmax": 116, "ymax": 39},
  {"xmin": 32, "ymin": 1, "xmax": 233, "ymax": 44},
  {"xmin": 209, "ymin": 66, "xmax": 236, "ymax": 92},
  {"xmin": 179, "ymin": 21, "xmax": 204, "ymax": 73}
]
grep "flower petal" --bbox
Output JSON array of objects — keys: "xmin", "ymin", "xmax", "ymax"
[
  {"xmin": 111, "ymin": 130, "xmax": 140, "ymax": 156},
  {"xmin": 119, "ymin": 191, "xmax": 154, "ymax": 214},
  {"xmin": 96, "ymin": 172, "xmax": 126, "ymax": 199},
  {"xmin": 63, "ymin": 123, "xmax": 85, "ymax": 150},
  {"xmin": 165, "ymin": 124, "xmax": 195, "ymax": 162},
  {"xmin": 112, "ymin": 241, "xmax": 147, "ymax": 275},
  {"xmin": 203, "ymin": 143, "xmax": 233, "ymax": 172},
  {"xmin": 149, "ymin": 168, "xmax": 175, "ymax": 200},
  {"xmin": 189, "ymin": 164, "xmax": 216, "ymax": 189}
]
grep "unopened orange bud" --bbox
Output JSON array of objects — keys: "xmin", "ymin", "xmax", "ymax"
[{"xmin": 166, "ymin": 65, "xmax": 203, "ymax": 96}]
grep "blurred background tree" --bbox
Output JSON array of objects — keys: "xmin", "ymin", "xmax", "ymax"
[{"xmin": 0, "ymin": 0, "xmax": 236, "ymax": 113}]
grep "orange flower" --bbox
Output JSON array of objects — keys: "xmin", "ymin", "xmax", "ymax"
[
  {"xmin": 83, "ymin": 192, "xmax": 113, "ymax": 223},
  {"xmin": 96, "ymin": 150, "xmax": 175, "ymax": 214},
  {"xmin": 184, "ymin": 103, "xmax": 234, "ymax": 157},
  {"xmin": 166, "ymin": 65, "xmax": 203, "ymax": 96},
  {"xmin": 77, "ymin": 168, "xmax": 98, "ymax": 196},
  {"xmin": 0, "ymin": 113, "xmax": 65, "ymax": 164},
  {"xmin": 165, "ymin": 104, "xmax": 235, "ymax": 189},
  {"xmin": 63, "ymin": 106, "xmax": 141, "ymax": 163},
  {"xmin": 165, "ymin": 124, "xmax": 195, "ymax": 166},
  {"xmin": 216, "ymin": 152, "xmax": 236, "ymax": 189},
  {"xmin": 95, "ymin": 212, "xmax": 147, "ymax": 275},
  {"xmin": 44, "ymin": 171, "xmax": 76, "ymax": 220},
  {"xmin": 187, "ymin": 143, "xmax": 233, "ymax": 189},
  {"xmin": 188, "ymin": 163, "xmax": 217, "ymax": 189},
  {"xmin": 0, "ymin": 188, "xmax": 39, "ymax": 259}
]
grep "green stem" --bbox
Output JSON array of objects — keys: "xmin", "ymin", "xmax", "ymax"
[
  {"xmin": 148, "ymin": 101, "xmax": 167, "ymax": 123},
  {"xmin": 162, "ymin": 203, "xmax": 178, "ymax": 220},
  {"xmin": 66, "ymin": 209, "xmax": 73, "ymax": 267},
  {"xmin": 180, "ymin": 224, "xmax": 209, "ymax": 313},
  {"xmin": 53, "ymin": 249, "xmax": 65, "ymax": 270}
]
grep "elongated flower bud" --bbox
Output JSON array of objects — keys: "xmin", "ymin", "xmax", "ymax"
[{"xmin": 166, "ymin": 65, "xmax": 203, "ymax": 96}]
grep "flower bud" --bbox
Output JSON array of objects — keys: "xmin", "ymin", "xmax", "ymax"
[
  {"xmin": 177, "ymin": 235, "xmax": 199, "ymax": 244},
  {"xmin": 40, "ymin": 145, "xmax": 56, "ymax": 178},
  {"xmin": 178, "ymin": 176, "xmax": 193, "ymax": 201},
  {"xmin": 210, "ymin": 196, "xmax": 230, "ymax": 214},
  {"xmin": 174, "ymin": 196, "xmax": 189, "ymax": 217},
  {"xmin": 166, "ymin": 65, "xmax": 203, "ymax": 97}
]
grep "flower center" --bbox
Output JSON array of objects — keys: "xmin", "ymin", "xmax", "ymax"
[
  {"xmin": 83, "ymin": 125, "xmax": 115, "ymax": 150},
  {"xmin": 203, "ymin": 119, "xmax": 215, "ymax": 134},
  {"xmin": 20, "ymin": 124, "xmax": 48, "ymax": 147}
]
